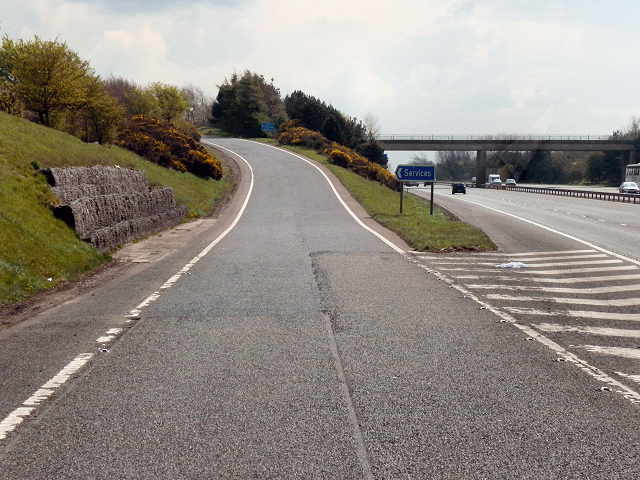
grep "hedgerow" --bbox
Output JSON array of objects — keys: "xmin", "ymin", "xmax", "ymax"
[
  {"xmin": 118, "ymin": 115, "xmax": 223, "ymax": 180},
  {"xmin": 279, "ymin": 120, "xmax": 398, "ymax": 190}
]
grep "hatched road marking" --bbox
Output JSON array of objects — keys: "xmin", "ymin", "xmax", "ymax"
[{"xmin": 414, "ymin": 248, "xmax": 640, "ymax": 404}]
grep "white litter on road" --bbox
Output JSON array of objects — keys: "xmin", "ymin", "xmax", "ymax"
[{"xmin": 496, "ymin": 262, "xmax": 528, "ymax": 268}]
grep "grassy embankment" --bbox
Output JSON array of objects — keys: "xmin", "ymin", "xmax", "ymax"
[
  {"xmin": 0, "ymin": 112, "xmax": 231, "ymax": 306},
  {"xmin": 270, "ymin": 142, "xmax": 496, "ymax": 252},
  {"xmin": 1, "ymin": 112, "xmax": 494, "ymax": 307}
]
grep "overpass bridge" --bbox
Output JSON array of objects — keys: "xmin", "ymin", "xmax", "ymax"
[{"xmin": 378, "ymin": 135, "xmax": 637, "ymax": 184}]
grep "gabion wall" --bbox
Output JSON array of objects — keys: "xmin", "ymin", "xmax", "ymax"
[{"xmin": 42, "ymin": 166, "xmax": 188, "ymax": 251}]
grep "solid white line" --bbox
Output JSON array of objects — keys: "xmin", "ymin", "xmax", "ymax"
[
  {"xmin": 420, "ymin": 254, "xmax": 608, "ymax": 263},
  {"xmin": 439, "ymin": 195, "xmax": 640, "ymax": 267},
  {"xmin": 466, "ymin": 249, "xmax": 597, "ymax": 257},
  {"xmin": 252, "ymin": 141, "xmax": 405, "ymax": 254}
]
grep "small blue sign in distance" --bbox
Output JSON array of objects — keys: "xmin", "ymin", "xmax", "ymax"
[
  {"xmin": 261, "ymin": 122, "xmax": 275, "ymax": 132},
  {"xmin": 395, "ymin": 164, "xmax": 435, "ymax": 181}
]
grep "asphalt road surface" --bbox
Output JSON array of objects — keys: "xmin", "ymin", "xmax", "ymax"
[{"xmin": 0, "ymin": 142, "xmax": 638, "ymax": 479}]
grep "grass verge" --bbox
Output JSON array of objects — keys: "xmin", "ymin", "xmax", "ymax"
[{"xmin": 0, "ymin": 112, "xmax": 231, "ymax": 306}]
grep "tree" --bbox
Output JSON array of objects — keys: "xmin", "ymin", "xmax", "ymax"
[
  {"xmin": 410, "ymin": 153, "xmax": 435, "ymax": 166},
  {"xmin": 148, "ymin": 82, "xmax": 189, "ymax": 122},
  {"xmin": 181, "ymin": 83, "xmax": 214, "ymax": 127},
  {"xmin": 435, "ymin": 151, "xmax": 475, "ymax": 181},
  {"xmin": 85, "ymin": 89, "xmax": 124, "ymax": 144},
  {"xmin": 125, "ymin": 87, "xmax": 161, "ymax": 118},
  {"xmin": 363, "ymin": 112, "xmax": 382, "ymax": 141},
  {"xmin": 0, "ymin": 35, "xmax": 98, "ymax": 126},
  {"xmin": 211, "ymin": 70, "xmax": 287, "ymax": 137}
]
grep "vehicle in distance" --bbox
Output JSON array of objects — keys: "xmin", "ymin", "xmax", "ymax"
[
  {"xmin": 619, "ymin": 182, "xmax": 639, "ymax": 193},
  {"xmin": 452, "ymin": 183, "xmax": 466, "ymax": 194},
  {"xmin": 506, "ymin": 178, "xmax": 517, "ymax": 186},
  {"xmin": 488, "ymin": 174, "xmax": 501, "ymax": 185}
]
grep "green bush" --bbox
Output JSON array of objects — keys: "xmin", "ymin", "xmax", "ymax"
[{"xmin": 118, "ymin": 116, "xmax": 222, "ymax": 179}]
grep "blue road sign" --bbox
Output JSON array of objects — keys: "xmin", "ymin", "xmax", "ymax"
[
  {"xmin": 261, "ymin": 122, "xmax": 275, "ymax": 132},
  {"xmin": 395, "ymin": 164, "xmax": 435, "ymax": 181}
]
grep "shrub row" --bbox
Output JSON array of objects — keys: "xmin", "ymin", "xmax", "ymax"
[
  {"xmin": 278, "ymin": 121, "xmax": 398, "ymax": 190},
  {"xmin": 118, "ymin": 116, "xmax": 223, "ymax": 180}
]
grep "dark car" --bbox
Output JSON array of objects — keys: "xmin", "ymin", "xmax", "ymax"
[{"xmin": 451, "ymin": 183, "xmax": 466, "ymax": 194}]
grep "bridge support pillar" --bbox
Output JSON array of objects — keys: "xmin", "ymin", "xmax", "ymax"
[{"xmin": 476, "ymin": 150, "xmax": 487, "ymax": 186}]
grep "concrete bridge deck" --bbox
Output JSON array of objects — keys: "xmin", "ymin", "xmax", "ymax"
[
  {"xmin": 378, "ymin": 135, "xmax": 636, "ymax": 152},
  {"xmin": 378, "ymin": 135, "xmax": 637, "ymax": 184}
]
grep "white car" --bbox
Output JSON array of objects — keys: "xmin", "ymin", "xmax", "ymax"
[
  {"xmin": 619, "ymin": 182, "xmax": 639, "ymax": 194},
  {"xmin": 506, "ymin": 178, "xmax": 516, "ymax": 186}
]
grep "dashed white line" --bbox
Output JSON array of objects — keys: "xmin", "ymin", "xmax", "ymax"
[{"xmin": 0, "ymin": 353, "xmax": 94, "ymax": 440}]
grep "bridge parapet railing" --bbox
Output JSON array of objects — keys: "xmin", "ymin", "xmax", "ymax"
[{"xmin": 379, "ymin": 134, "xmax": 618, "ymax": 142}]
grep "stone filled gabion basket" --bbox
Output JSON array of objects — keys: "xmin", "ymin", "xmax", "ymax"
[{"xmin": 41, "ymin": 166, "xmax": 187, "ymax": 251}]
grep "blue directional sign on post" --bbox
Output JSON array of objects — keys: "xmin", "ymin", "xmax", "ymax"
[
  {"xmin": 261, "ymin": 122, "xmax": 275, "ymax": 132},
  {"xmin": 395, "ymin": 164, "xmax": 435, "ymax": 182}
]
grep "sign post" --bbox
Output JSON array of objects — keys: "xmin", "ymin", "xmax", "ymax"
[
  {"xmin": 261, "ymin": 122, "xmax": 275, "ymax": 132},
  {"xmin": 394, "ymin": 165, "xmax": 436, "ymax": 214}
]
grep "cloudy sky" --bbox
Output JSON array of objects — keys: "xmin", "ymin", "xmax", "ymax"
[{"xmin": 2, "ymin": 0, "xmax": 639, "ymax": 141}]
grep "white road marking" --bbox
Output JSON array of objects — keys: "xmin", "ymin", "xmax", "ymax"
[
  {"xmin": 96, "ymin": 328, "xmax": 123, "ymax": 343},
  {"xmin": 581, "ymin": 345, "xmax": 640, "ymax": 359},
  {"xmin": 534, "ymin": 323, "xmax": 640, "ymax": 338},
  {"xmin": 456, "ymin": 273, "xmax": 640, "ymax": 284},
  {"xmin": 468, "ymin": 283, "xmax": 640, "ymax": 294},
  {"xmin": 437, "ymin": 265, "xmax": 638, "ymax": 275},
  {"xmin": 256, "ymin": 141, "xmax": 405, "ymax": 254},
  {"xmin": 488, "ymin": 293, "xmax": 640, "ymax": 306},
  {"xmin": 436, "ymin": 196, "xmax": 640, "ymax": 267},
  {"xmin": 415, "ymin": 264, "xmax": 640, "ymax": 404},
  {"xmin": 617, "ymin": 372, "xmax": 640, "ymax": 384},
  {"xmin": 504, "ymin": 307, "xmax": 640, "ymax": 322},
  {"xmin": 417, "ymin": 253, "xmax": 606, "ymax": 262},
  {"xmin": 0, "ymin": 353, "xmax": 94, "ymax": 440},
  {"xmin": 0, "ymin": 143, "xmax": 257, "ymax": 443}
]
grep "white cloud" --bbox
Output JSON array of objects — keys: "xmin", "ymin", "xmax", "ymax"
[{"xmin": 2, "ymin": 0, "xmax": 640, "ymax": 134}]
